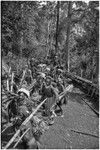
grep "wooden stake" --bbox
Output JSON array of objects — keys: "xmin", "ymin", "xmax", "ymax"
[
  {"xmin": 7, "ymin": 79, "xmax": 9, "ymax": 91},
  {"xmin": 9, "ymin": 67, "xmax": 11, "ymax": 74},
  {"xmin": 13, "ymin": 128, "xmax": 30, "ymax": 148},
  {"xmin": 51, "ymin": 84, "xmax": 73, "ymax": 110},
  {"xmin": 4, "ymin": 130, "xmax": 20, "ymax": 150},
  {"xmin": 11, "ymin": 72, "xmax": 14, "ymax": 92},
  {"xmin": 20, "ymin": 69, "xmax": 26, "ymax": 86},
  {"xmin": 1, "ymin": 124, "xmax": 12, "ymax": 134}
]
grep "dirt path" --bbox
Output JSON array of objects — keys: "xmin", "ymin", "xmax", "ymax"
[{"xmin": 39, "ymin": 92, "xmax": 99, "ymax": 149}]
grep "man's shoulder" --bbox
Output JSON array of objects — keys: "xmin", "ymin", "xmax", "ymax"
[{"xmin": 51, "ymin": 85, "xmax": 59, "ymax": 93}]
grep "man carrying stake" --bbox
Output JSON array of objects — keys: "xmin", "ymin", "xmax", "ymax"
[
  {"xmin": 54, "ymin": 77, "xmax": 66, "ymax": 116},
  {"xmin": 11, "ymin": 89, "xmax": 39, "ymax": 149},
  {"xmin": 40, "ymin": 76, "xmax": 59, "ymax": 125}
]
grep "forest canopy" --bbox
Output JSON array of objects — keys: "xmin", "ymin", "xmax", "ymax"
[{"xmin": 1, "ymin": 1, "xmax": 99, "ymax": 83}]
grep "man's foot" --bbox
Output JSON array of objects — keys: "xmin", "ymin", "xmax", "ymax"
[
  {"xmin": 48, "ymin": 119, "xmax": 54, "ymax": 125},
  {"xmin": 51, "ymin": 111, "xmax": 57, "ymax": 117},
  {"xmin": 55, "ymin": 109, "xmax": 63, "ymax": 116},
  {"xmin": 60, "ymin": 114, "xmax": 64, "ymax": 117},
  {"xmin": 63, "ymin": 98, "xmax": 67, "ymax": 105},
  {"xmin": 47, "ymin": 117, "xmax": 54, "ymax": 125},
  {"xmin": 57, "ymin": 112, "xmax": 63, "ymax": 116}
]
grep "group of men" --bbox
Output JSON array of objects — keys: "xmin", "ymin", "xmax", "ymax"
[{"xmin": 2, "ymin": 60, "xmax": 69, "ymax": 149}]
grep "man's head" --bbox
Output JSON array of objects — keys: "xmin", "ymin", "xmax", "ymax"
[
  {"xmin": 57, "ymin": 69, "xmax": 63, "ymax": 75},
  {"xmin": 19, "ymin": 92, "xmax": 25, "ymax": 100},
  {"xmin": 17, "ymin": 92, "xmax": 26, "ymax": 105},
  {"xmin": 67, "ymin": 78, "xmax": 72, "ymax": 84},
  {"xmin": 37, "ymin": 73, "xmax": 45, "ymax": 84},
  {"xmin": 25, "ymin": 65, "xmax": 28, "ymax": 70},
  {"xmin": 18, "ymin": 88, "xmax": 30, "ymax": 98},
  {"xmin": 45, "ymin": 76, "xmax": 52, "ymax": 86},
  {"xmin": 58, "ymin": 77, "xmax": 63, "ymax": 84}
]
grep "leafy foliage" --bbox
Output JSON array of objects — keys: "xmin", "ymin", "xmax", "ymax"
[{"xmin": 1, "ymin": 1, "xmax": 99, "ymax": 82}]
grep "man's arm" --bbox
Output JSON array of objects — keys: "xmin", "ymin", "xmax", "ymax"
[{"xmin": 51, "ymin": 85, "xmax": 59, "ymax": 102}]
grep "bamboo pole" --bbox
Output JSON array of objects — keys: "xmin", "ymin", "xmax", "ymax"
[
  {"xmin": 11, "ymin": 72, "xmax": 14, "ymax": 92},
  {"xmin": 9, "ymin": 67, "xmax": 11, "ymax": 74},
  {"xmin": 65, "ymin": 70, "xmax": 93, "ymax": 84},
  {"xmin": 2, "ymin": 98, "xmax": 14, "ymax": 104},
  {"xmin": 70, "ymin": 129, "xmax": 99, "ymax": 138},
  {"xmin": 28, "ymin": 80, "xmax": 36, "ymax": 91},
  {"xmin": 59, "ymin": 84, "xmax": 73, "ymax": 97},
  {"xmin": 4, "ymin": 98, "xmax": 47, "ymax": 150},
  {"xmin": 51, "ymin": 84, "xmax": 73, "ymax": 110},
  {"xmin": 6, "ymin": 67, "xmax": 11, "ymax": 91},
  {"xmin": 4, "ymin": 130, "xmax": 20, "ymax": 150},
  {"xmin": 1, "ymin": 124, "xmax": 13, "ymax": 134},
  {"xmin": 13, "ymin": 128, "xmax": 30, "ymax": 148},
  {"xmin": 81, "ymin": 98, "xmax": 99, "ymax": 116},
  {"xmin": 20, "ymin": 69, "xmax": 26, "ymax": 86},
  {"xmin": 7, "ymin": 79, "xmax": 9, "ymax": 91}
]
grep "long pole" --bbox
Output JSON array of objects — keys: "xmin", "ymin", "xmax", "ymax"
[
  {"xmin": 4, "ymin": 98, "xmax": 47, "ymax": 150},
  {"xmin": 13, "ymin": 128, "xmax": 30, "ymax": 148},
  {"xmin": 65, "ymin": 2, "xmax": 72, "ymax": 72},
  {"xmin": 81, "ymin": 98, "xmax": 99, "ymax": 116},
  {"xmin": 11, "ymin": 72, "xmax": 14, "ymax": 92}
]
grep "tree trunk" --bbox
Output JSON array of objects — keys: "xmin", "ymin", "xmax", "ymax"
[
  {"xmin": 95, "ymin": 51, "xmax": 99, "ymax": 81},
  {"xmin": 65, "ymin": 2, "xmax": 72, "ymax": 72},
  {"xmin": 46, "ymin": 20, "xmax": 51, "ymax": 58},
  {"xmin": 55, "ymin": 1, "xmax": 60, "ymax": 55},
  {"xmin": 81, "ymin": 69, "xmax": 83, "ymax": 78},
  {"xmin": 20, "ymin": 3, "xmax": 24, "ymax": 63},
  {"xmin": 90, "ymin": 48, "xmax": 95, "ymax": 82},
  {"xmin": 93, "ymin": 51, "xmax": 99, "ymax": 83},
  {"xmin": 95, "ymin": 38, "xmax": 99, "ymax": 83}
]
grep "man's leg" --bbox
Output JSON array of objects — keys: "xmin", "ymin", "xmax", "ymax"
[
  {"xmin": 55, "ymin": 101, "xmax": 63, "ymax": 116},
  {"xmin": 63, "ymin": 97, "xmax": 67, "ymax": 105}
]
